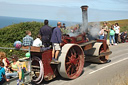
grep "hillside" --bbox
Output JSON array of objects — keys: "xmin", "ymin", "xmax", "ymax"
[
  {"xmin": 0, "ymin": 21, "xmax": 44, "ymax": 47},
  {"xmin": 100, "ymin": 19, "xmax": 128, "ymax": 32}
]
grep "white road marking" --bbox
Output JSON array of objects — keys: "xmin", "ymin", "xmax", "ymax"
[{"xmin": 89, "ymin": 53, "xmax": 128, "ymax": 74}]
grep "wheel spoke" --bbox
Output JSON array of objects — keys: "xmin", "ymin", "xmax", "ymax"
[
  {"xmin": 66, "ymin": 65, "xmax": 72, "ymax": 72},
  {"xmin": 67, "ymin": 56, "xmax": 71, "ymax": 60},
  {"xmin": 72, "ymin": 48, "xmax": 76, "ymax": 56},
  {"xmin": 66, "ymin": 61, "xmax": 71, "ymax": 65},
  {"xmin": 71, "ymin": 65, "xmax": 74, "ymax": 74},
  {"xmin": 69, "ymin": 49, "xmax": 73, "ymax": 56},
  {"xmin": 70, "ymin": 48, "xmax": 76, "ymax": 57},
  {"xmin": 76, "ymin": 56, "xmax": 80, "ymax": 61},
  {"xmin": 76, "ymin": 62, "xmax": 80, "ymax": 71},
  {"xmin": 71, "ymin": 52, "xmax": 73, "ymax": 56},
  {"xmin": 76, "ymin": 66, "xmax": 79, "ymax": 71}
]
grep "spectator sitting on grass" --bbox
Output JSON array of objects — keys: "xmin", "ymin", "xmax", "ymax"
[
  {"xmin": 6, "ymin": 55, "xmax": 20, "ymax": 79},
  {"xmin": 120, "ymin": 30, "xmax": 127, "ymax": 43},
  {"xmin": 0, "ymin": 52, "xmax": 10, "ymax": 72}
]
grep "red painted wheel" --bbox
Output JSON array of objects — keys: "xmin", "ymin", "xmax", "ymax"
[{"xmin": 58, "ymin": 44, "xmax": 84, "ymax": 79}]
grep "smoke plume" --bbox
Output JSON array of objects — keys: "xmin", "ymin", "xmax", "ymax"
[{"xmin": 88, "ymin": 22, "xmax": 100, "ymax": 38}]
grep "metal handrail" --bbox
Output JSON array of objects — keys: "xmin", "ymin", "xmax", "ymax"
[{"xmin": 0, "ymin": 46, "xmax": 30, "ymax": 51}]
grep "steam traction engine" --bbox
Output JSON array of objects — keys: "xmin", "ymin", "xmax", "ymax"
[{"xmin": 27, "ymin": 5, "xmax": 112, "ymax": 84}]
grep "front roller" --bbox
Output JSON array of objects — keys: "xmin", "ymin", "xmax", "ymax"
[
  {"xmin": 58, "ymin": 44, "xmax": 84, "ymax": 79},
  {"xmin": 85, "ymin": 42, "xmax": 110, "ymax": 63}
]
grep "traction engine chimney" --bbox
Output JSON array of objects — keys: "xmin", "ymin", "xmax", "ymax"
[{"xmin": 81, "ymin": 5, "xmax": 88, "ymax": 33}]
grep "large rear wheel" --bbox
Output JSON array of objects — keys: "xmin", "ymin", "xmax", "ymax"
[{"xmin": 58, "ymin": 44, "xmax": 84, "ymax": 79}]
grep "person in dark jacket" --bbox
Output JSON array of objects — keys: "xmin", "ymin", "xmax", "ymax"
[
  {"xmin": 50, "ymin": 22, "xmax": 62, "ymax": 63},
  {"xmin": 40, "ymin": 19, "xmax": 52, "ymax": 47}
]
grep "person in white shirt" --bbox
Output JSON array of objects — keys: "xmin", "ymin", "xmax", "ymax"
[
  {"xmin": 32, "ymin": 34, "xmax": 42, "ymax": 47},
  {"xmin": 114, "ymin": 23, "xmax": 120, "ymax": 45}
]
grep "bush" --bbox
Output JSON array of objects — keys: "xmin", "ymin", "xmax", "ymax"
[{"xmin": 0, "ymin": 21, "xmax": 44, "ymax": 57}]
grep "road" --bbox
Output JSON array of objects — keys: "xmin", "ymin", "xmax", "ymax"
[{"xmin": 42, "ymin": 43, "xmax": 128, "ymax": 85}]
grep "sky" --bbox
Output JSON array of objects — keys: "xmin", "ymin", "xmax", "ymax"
[{"xmin": 0, "ymin": 0, "xmax": 128, "ymax": 22}]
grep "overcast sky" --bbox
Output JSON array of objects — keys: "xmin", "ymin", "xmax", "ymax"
[{"xmin": 0, "ymin": 0, "xmax": 128, "ymax": 22}]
